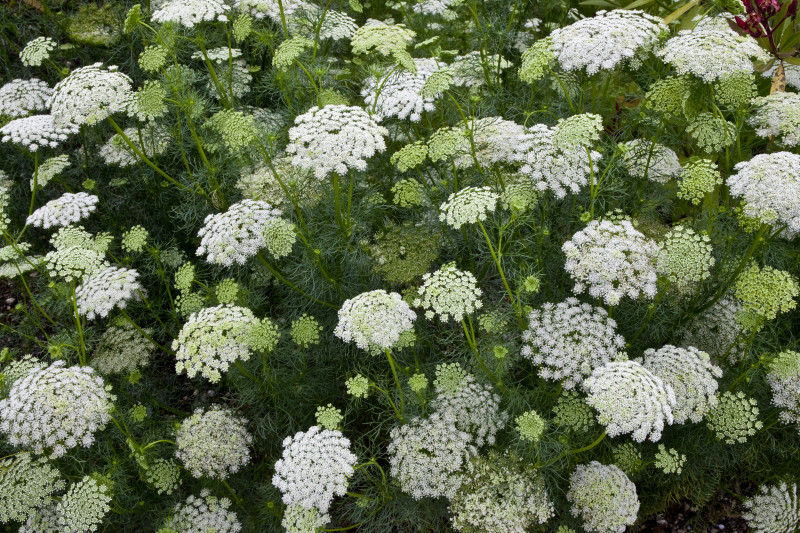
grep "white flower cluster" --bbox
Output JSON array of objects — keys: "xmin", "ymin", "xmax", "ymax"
[
  {"xmin": 743, "ymin": 482, "xmax": 800, "ymax": 533},
  {"xmin": 272, "ymin": 425, "xmax": 356, "ymax": 520},
  {"xmin": 413, "ymin": 262, "xmax": 482, "ymax": 322},
  {"xmin": 0, "ymin": 114, "xmax": 77, "ymax": 152},
  {"xmin": 26, "ymin": 192, "xmax": 98, "ymax": 229},
  {"xmin": 727, "ymin": 152, "xmax": 800, "ymax": 237},
  {"xmin": 91, "ymin": 323, "xmax": 153, "ymax": 375},
  {"xmin": 76, "ymin": 267, "xmax": 143, "ymax": 320},
  {"xmin": 657, "ymin": 25, "xmax": 770, "ymax": 82},
  {"xmin": 0, "ymin": 452, "xmax": 65, "ymax": 524},
  {"xmin": 583, "ymin": 360, "xmax": 676, "ymax": 442},
  {"xmin": 0, "ymin": 78, "xmax": 52, "ymax": 117},
  {"xmin": 431, "ymin": 371, "xmax": 507, "ymax": 446},
  {"xmin": 99, "ymin": 125, "xmax": 169, "ymax": 167},
  {"xmin": 167, "ymin": 489, "xmax": 241, "ymax": 533},
  {"xmin": 620, "ymin": 140, "xmax": 683, "ymax": 184},
  {"xmin": 0, "ymin": 361, "xmax": 113, "ymax": 458},
  {"xmin": 281, "ymin": 504, "xmax": 328, "ymax": 533},
  {"xmin": 388, "ymin": 412, "xmax": 477, "ymax": 499},
  {"xmin": 439, "ymin": 186, "xmax": 498, "ymax": 229},
  {"xmin": 656, "ymin": 225, "xmax": 715, "ymax": 293},
  {"xmin": 58, "ymin": 476, "xmax": 111, "ymax": 533},
  {"xmin": 20, "ymin": 36, "xmax": 56, "ymax": 67},
  {"xmin": 706, "ymin": 391, "xmax": 763, "ymax": 444},
  {"xmin": 448, "ymin": 52, "xmax": 512, "ymax": 88},
  {"xmin": 567, "ymin": 462, "xmax": 640, "ymax": 533},
  {"xmin": 44, "ymin": 246, "xmax": 108, "ymax": 283},
  {"xmin": 286, "ymin": 105, "xmax": 388, "ymax": 180},
  {"xmin": 458, "ymin": 117, "xmax": 526, "ymax": 168},
  {"xmin": 679, "ymin": 295, "xmax": 751, "ymax": 363},
  {"xmin": 172, "ymin": 305, "xmax": 257, "ymax": 383},
  {"xmin": 18, "ymin": 501, "xmax": 60, "ymax": 533},
  {"xmin": 362, "ymin": 58, "xmax": 439, "ymax": 122},
  {"xmin": 50, "ymin": 63, "xmax": 133, "ymax": 128},
  {"xmin": 750, "ymin": 92, "xmax": 800, "ymax": 147},
  {"xmin": 766, "ymin": 350, "xmax": 800, "ymax": 429},
  {"xmin": 550, "ymin": 10, "xmax": 664, "ymax": 74},
  {"xmin": 176, "ymin": 407, "xmax": 252, "ymax": 479},
  {"xmin": 521, "ymin": 298, "xmax": 626, "ymax": 389},
  {"xmin": 563, "ymin": 220, "xmax": 659, "ymax": 305},
  {"xmin": 234, "ymin": 0, "xmax": 309, "ymax": 23},
  {"xmin": 152, "ymin": 0, "xmax": 230, "ymax": 27},
  {"xmin": 196, "ymin": 199, "xmax": 285, "ymax": 266},
  {"xmin": 639, "ymin": 345, "xmax": 722, "ymax": 423},
  {"xmin": 334, "ymin": 290, "xmax": 415, "ymax": 352},
  {"xmin": 32, "ymin": 154, "xmax": 71, "ymax": 190}
]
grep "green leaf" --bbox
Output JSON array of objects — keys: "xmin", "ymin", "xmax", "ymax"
[{"xmin": 664, "ymin": 0, "xmax": 701, "ymax": 24}]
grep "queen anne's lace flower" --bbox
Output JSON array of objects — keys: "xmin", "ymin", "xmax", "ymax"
[
  {"xmin": 550, "ymin": 10, "xmax": 664, "ymax": 75},
  {"xmin": 750, "ymin": 92, "xmax": 800, "ymax": 147},
  {"xmin": 100, "ymin": 125, "xmax": 169, "ymax": 167},
  {"xmin": 152, "ymin": 0, "xmax": 230, "ymax": 27},
  {"xmin": 734, "ymin": 263, "xmax": 799, "ymax": 321},
  {"xmin": 553, "ymin": 390, "xmax": 595, "ymax": 433},
  {"xmin": 362, "ymin": 58, "xmax": 439, "ymax": 122},
  {"xmin": 458, "ymin": 117, "xmax": 526, "ymax": 168},
  {"xmin": 656, "ymin": 225, "xmax": 714, "ymax": 293},
  {"xmin": 687, "ymin": 112, "xmax": 736, "ymax": 153},
  {"xmin": 431, "ymin": 369, "xmax": 507, "ymax": 446},
  {"xmin": 439, "ymin": 186, "xmax": 498, "ymax": 229},
  {"xmin": 351, "ymin": 19, "xmax": 415, "ymax": 66},
  {"xmin": 0, "ymin": 452, "xmax": 65, "ymax": 524},
  {"xmin": 0, "ymin": 114, "xmax": 77, "ymax": 152},
  {"xmin": 521, "ymin": 298, "xmax": 626, "ymax": 389},
  {"xmin": 50, "ymin": 63, "xmax": 133, "ymax": 128},
  {"xmin": 176, "ymin": 407, "xmax": 252, "ymax": 479},
  {"xmin": 272, "ymin": 426, "xmax": 357, "ymax": 514},
  {"xmin": 654, "ymin": 445, "xmax": 686, "ymax": 474},
  {"xmin": 413, "ymin": 262, "xmax": 482, "ymax": 322},
  {"xmin": 20, "ymin": 37, "xmax": 56, "ymax": 67},
  {"xmin": 32, "ymin": 154, "xmax": 70, "ymax": 190},
  {"xmin": 286, "ymin": 105, "xmax": 388, "ymax": 180},
  {"xmin": 0, "ymin": 361, "xmax": 113, "ymax": 458},
  {"xmin": 519, "ymin": 37, "xmax": 555, "ymax": 83},
  {"xmin": 743, "ymin": 482, "xmax": 800, "ymax": 533},
  {"xmin": 0, "ymin": 79, "xmax": 52, "ymax": 117},
  {"xmin": 57, "ymin": 476, "xmax": 111, "ymax": 533},
  {"xmin": 234, "ymin": 0, "xmax": 311, "ymax": 23},
  {"xmin": 26, "ymin": 192, "xmax": 98, "ymax": 229},
  {"xmin": 707, "ymin": 391, "xmax": 763, "ymax": 444},
  {"xmin": 334, "ymin": 290, "xmax": 415, "ymax": 352},
  {"xmin": 620, "ymin": 140, "xmax": 682, "ymax": 184},
  {"xmin": 172, "ymin": 305, "xmax": 258, "ymax": 383},
  {"xmin": 563, "ymin": 220, "xmax": 659, "ymax": 305},
  {"xmin": 91, "ymin": 323, "xmax": 153, "ymax": 375},
  {"xmin": 166, "ymin": 489, "xmax": 241, "ymax": 533},
  {"xmin": 44, "ymin": 246, "xmax": 108, "ymax": 283},
  {"xmin": 639, "ymin": 345, "xmax": 722, "ymax": 423},
  {"xmin": 766, "ymin": 350, "xmax": 800, "ymax": 429},
  {"xmin": 567, "ymin": 462, "xmax": 640, "ymax": 533},
  {"xmin": 583, "ymin": 360, "xmax": 676, "ymax": 442},
  {"xmin": 388, "ymin": 412, "xmax": 477, "ymax": 500},
  {"xmin": 282, "ymin": 505, "xmax": 329, "ymax": 533},
  {"xmin": 678, "ymin": 158, "xmax": 721, "ymax": 204},
  {"xmin": 76, "ymin": 267, "xmax": 143, "ymax": 320},
  {"xmin": 448, "ymin": 52, "xmax": 512, "ymax": 88}
]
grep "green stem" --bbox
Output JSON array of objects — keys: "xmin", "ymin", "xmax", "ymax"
[
  {"xmin": 384, "ymin": 349, "xmax": 406, "ymax": 422},
  {"xmin": 477, "ymin": 220, "xmax": 522, "ymax": 325}
]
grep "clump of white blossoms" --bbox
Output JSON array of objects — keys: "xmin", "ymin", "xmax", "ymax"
[
  {"xmin": 196, "ymin": 199, "xmax": 291, "ymax": 266},
  {"xmin": 57, "ymin": 476, "xmax": 111, "ymax": 533},
  {"xmin": 0, "ymin": 361, "xmax": 113, "ymax": 458},
  {"xmin": 334, "ymin": 290, "xmax": 416, "ymax": 352},
  {"xmin": 388, "ymin": 412, "xmax": 477, "ymax": 500},
  {"xmin": 457, "ymin": 117, "xmax": 526, "ymax": 169},
  {"xmin": 413, "ymin": 262, "xmax": 482, "ymax": 321},
  {"xmin": 49, "ymin": 63, "xmax": 133, "ymax": 128},
  {"xmin": 727, "ymin": 152, "xmax": 800, "ymax": 236},
  {"xmin": 439, "ymin": 186, "xmax": 499, "ymax": 229},
  {"xmin": 272, "ymin": 425, "xmax": 356, "ymax": 519},
  {"xmin": 0, "ymin": 114, "xmax": 78, "ymax": 152},
  {"xmin": 76, "ymin": 267, "xmax": 143, "ymax": 320},
  {"xmin": 766, "ymin": 350, "xmax": 800, "ymax": 429},
  {"xmin": 20, "ymin": 36, "xmax": 56, "ymax": 67},
  {"xmin": 32, "ymin": 154, "xmax": 71, "ymax": 190},
  {"xmin": 99, "ymin": 125, "xmax": 169, "ymax": 167},
  {"xmin": 550, "ymin": 10, "xmax": 664, "ymax": 74},
  {"xmin": 743, "ymin": 482, "xmax": 800, "ymax": 533},
  {"xmin": 583, "ymin": 360, "xmax": 676, "ymax": 442},
  {"xmin": 26, "ymin": 192, "xmax": 99, "ymax": 229},
  {"xmin": 567, "ymin": 462, "xmax": 640, "ymax": 533},
  {"xmin": 286, "ymin": 105, "xmax": 388, "ymax": 180},
  {"xmin": 0, "ymin": 452, "xmax": 65, "ymax": 524},
  {"xmin": 449, "ymin": 454, "xmax": 553, "ymax": 532},
  {"xmin": 172, "ymin": 304, "xmax": 258, "ymax": 383},
  {"xmin": 750, "ymin": 92, "xmax": 800, "ymax": 147},
  {"xmin": 166, "ymin": 489, "xmax": 241, "ymax": 533},
  {"xmin": 562, "ymin": 220, "xmax": 660, "ymax": 305},
  {"xmin": 175, "ymin": 406, "xmax": 253, "ymax": 479},
  {"xmin": 362, "ymin": 58, "xmax": 439, "ymax": 122},
  {"xmin": 151, "ymin": 0, "xmax": 230, "ymax": 27},
  {"xmin": 0, "ymin": 78, "xmax": 52, "ymax": 117},
  {"xmin": 448, "ymin": 52, "xmax": 512, "ymax": 88},
  {"xmin": 656, "ymin": 226, "xmax": 715, "ymax": 293},
  {"xmin": 657, "ymin": 24, "xmax": 770, "ymax": 82},
  {"xmin": 707, "ymin": 391, "xmax": 763, "ymax": 444},
  {"xmin": 281, "ymin": 504, "xmax": 328, "ymax": 533},
  {"xmin": 679, "ymin": 295, "xmax": 752, "ymax": 363},
  {"xmin": 678, "ymin": 158, "xmax": 722, "ymax": 205},
  {"xmin": 620, "ymin": 140, "xmax": 683, "ymax": 184},
  {"xmin": 521, "ymin": 298, "xmax": 626, "ymax": 389},
  {"xmin": 639, "ymin": 345, "xmax": 722, "ymax": 423}
]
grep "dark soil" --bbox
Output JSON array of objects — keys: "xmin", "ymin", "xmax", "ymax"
[{"xmin": 634, "ymin": 489, "xmax": 749, "ymax": 533}]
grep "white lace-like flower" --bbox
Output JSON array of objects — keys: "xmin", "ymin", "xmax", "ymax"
[
  {"xmin": 743, "ymin": 482, "xmax": 800, "ymax": 533},
  {"xmin": 449, "ymin": 51, "xmax": 512, "ymax": 88},
  {"xmin": 272, "ymin": 426, "xmax": 357, "ymax": 514},
  {"xmin": 583, "ymin": 360, "xmax": 676, "ymax": 442},
  {"xmin": 766, "ymin": 350, "xmax": 800, "ymax": 429},
  {"xmin": 75, "ymin": 267, "xmax": 142, "ymax": 320},
  {"xmin": 679, "ymin": 295, "xmax": 752, "ymax": 363},
  {"xmin": 18, "ymin": 500, "xmax": 59, "ymax": 533},
  {"xmin": 0, "ymin": 452, "xmax": 65, "ymax": 524},
  {"xmin": 413, "ymin": 262, "xmax": 482, "ymax": 322},
  {"xmin": 388, "ymin": 412, "xmax": 477, "ymax": 500},
  {"xmin": 234, "ymin": 0, "xmax": 311, "ymax": 23},
  {"xmin": 50, "ymin": 63, "xmax": 133, "ymax": 128},
  {"xmin": 362, "ymin": 58, "xmax": 439, "ymax": 122},
  {"xmin": 0, "ymin": 79, "xmax": 52, "ymax": 117},
  {"xmin": 439, "ymin": 186, "xmax": 498, "ymax": 229},
  {"xmin": 44, "ymin": 246, "xmax": 108, "ymax": 283},
  {"xmin": 57, "ymin": 476, "xmax": 111, "ymax": 533},
  {"xmin": 727, "ymin": 152, "xmax": 800, "ymax": 237},
  {"xmin": 563, "ymin": 220, "xmax": 659, "ymax": 305},
  {"xmin": 620, "ymin": 140, "xmax": 683, "ymax": 184},
  {"xmin": 152, "ymin": 0, "xmax": 230, "ymax": 27},
  {"xmin": 196, "ymin": 199, "xmax": 285, "ymax": 266},
  {"xmin": 0, "ymin": 114, "xmax": 77, "ymax": 152},
  {"xmin": 176, "ymin": 407, "xmax": 252, "ymax": 479},
  {"xmin": 91, "ymin": 323, "xmax": 153, "ymax": 375},
  {"xmin": 750, "ymin": 92, "xmax": 800, "ymax": 147},
  {"xmin": 656, "ymin": 225, "xmax": 715, "ymax": 293},
  {"xmin": 521, "ymin": 298, "xmax": 626, "ymax": 389},
  {"xmin": 639, "ymin": 345, "xmax": 722, "ymax": 424},
  {"xmin": 550, "ymin": 10, "xmax": 665, "ymax": 74},
  {"xmin": 458, "ymin": 117, "xmax": 527, "ymax": 168},
  {"xmin": 0, "ymin": 361, "xmax": 113, "ymax": 458},
  {"xmin": 567, "ymin": 462, "xmax": 640, "ymax": 533},
  {"xmin": 26, "ymin": 192, "xmax": 98, "ymax": 229},
  {"xmin": 431, "ymin": 372, "xmax": 507, "ymax": 446},
  {"xmin": 99, "ymin": 125, "xmax": 169, "ymax": 167},
  {"xmin": 334, "ymin": 290, "xmax": 415, "ymax": 352},
  {"xmin": 172, "ymin": 305, "xmax": 257, "ymax": 383},
  {"xmin": 286, "ymin": 105, "xmax": 388, "ymax": 179},
  {"xmin": 167, "ymin": 489, "xmax": 242, "ymax": 533},
  {"xmin": 282, "ymin": 505, "xmax": 329, "ymax": 533},
  {"xmin": 20, "ymin": 37, "xmax": 56, "ymax": 67}
]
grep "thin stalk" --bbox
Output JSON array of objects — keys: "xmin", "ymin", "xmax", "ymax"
[{"xmin": 385, "ymin": 349, "xmax": 406, "ymax": 422}]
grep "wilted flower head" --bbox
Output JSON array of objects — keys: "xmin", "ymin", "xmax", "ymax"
[
  {"xmin": 176, "ymin": 406, "xmax": 252, "ymax": 479},
  {"xmin": 91, "ymin": 323, "xmax": 153, "ymax": 375},
  {"xmin": 334, "ymin": 290, "xmax": 415, "ymax": 352},
  {"xmin": 766, "ymin": 350, "xmax": 800, "ymax": 429}
]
